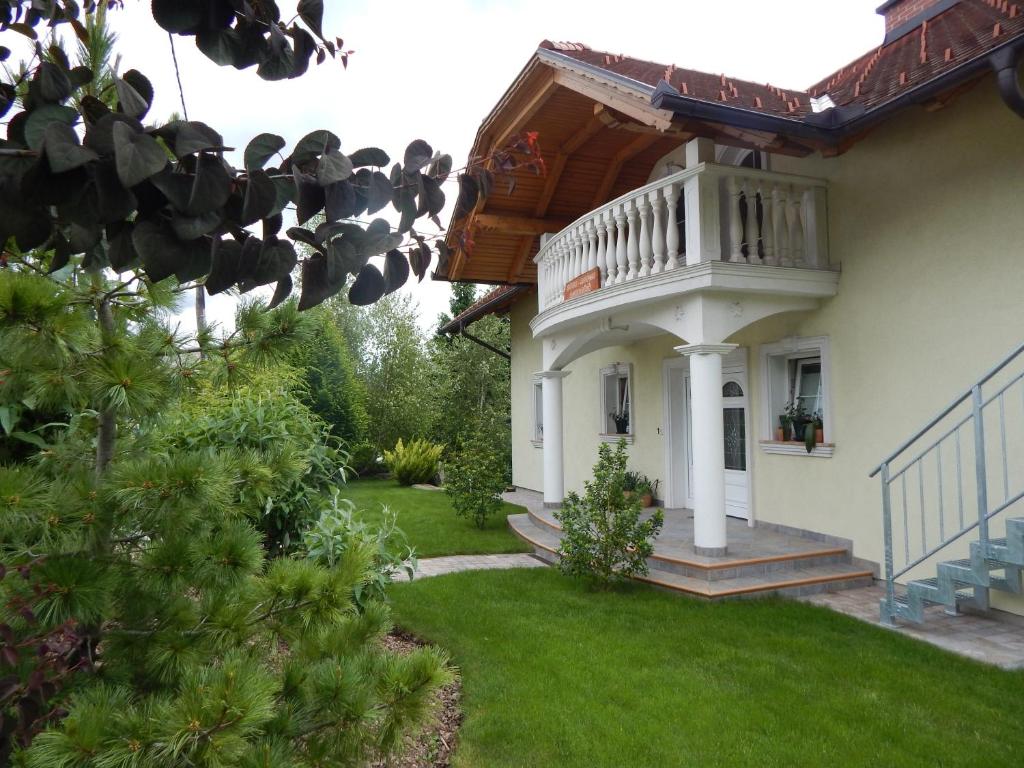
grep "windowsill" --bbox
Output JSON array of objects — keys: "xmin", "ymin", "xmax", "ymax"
[
  {"xmin": 759, "ymin": 440, "xmax": 834, "ymax": 458},
  {"xmin": 600, "ymin": 433, "xmax": 635, "ymax": 444},
  {"xmin": 531, "ymin": 439, "xmax": 544, "ymax": 448}
]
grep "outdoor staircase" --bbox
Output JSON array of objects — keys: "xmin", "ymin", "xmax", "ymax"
[
  {"xmin": 872, "ymin": 341, "xmax": 1024, "ymax": 625},
  {"xmin": 889, "ymin": 521, "xmax": 1024, "ymax": 622},
  {"xmin": 507, "ymin": 504, "xmax": 875, "ymax": 600}
]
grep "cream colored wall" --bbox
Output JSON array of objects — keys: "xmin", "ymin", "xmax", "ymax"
[
  {"xmin": 738, "ymin": 79, "xmax": 1024, "ymax": 612},
  {"xmin": 510, "ymin": 295, "xmax": 544, "ymax": 491},
  {"xmin": 510, "ymin": 295, "xmax": 677, "ymax": 495},
  {"xmin": 508, "ymin": 76, "xmax": 1024, "ymax": 613}
]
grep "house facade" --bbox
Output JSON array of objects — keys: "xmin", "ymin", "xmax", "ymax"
[{"xmin": 437, "ymin": 0, "xmax": 1024, "ymax": 620}]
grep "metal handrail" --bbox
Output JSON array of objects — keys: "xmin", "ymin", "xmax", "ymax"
[{"xmin": 869, "ymin": 339, "xmax": 1024, "ymax": 478}]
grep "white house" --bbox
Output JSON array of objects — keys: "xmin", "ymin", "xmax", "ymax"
[{"xmin": 436, "ymin": 0, "xmax": 1024, "ymax": 623}]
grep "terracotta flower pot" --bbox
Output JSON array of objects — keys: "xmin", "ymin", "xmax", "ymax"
[
  {"xmin": 640, "ymin": 493, "xmax": 654, "ymax": 507},
  {"xmin": 815, "ymin": 428, "xmax": 824, "ymax": 444},
  {"xmin": 775, "ymin": 427, "xmax": 785, "ymax": 441}
]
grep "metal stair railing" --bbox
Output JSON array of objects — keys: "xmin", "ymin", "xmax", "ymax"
[{"xmin": 869, "ymin": 340, "xmax": 1024, "ymax": 622}]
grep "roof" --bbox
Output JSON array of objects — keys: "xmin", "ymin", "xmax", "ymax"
[
  {"xmin": 436, "ymin": 0, "xmax": 1024, "ymax": 287},
  {"xmin": 539, "ymin": 40, "xmax": 816, "ymax": 119},
  {"xmin": 438, "ymin": 285, "xmax": 528, "ymax": 335},
  {"xmin": 544, "ymin": 1, "xmax": 1024, "ymax": 121}
]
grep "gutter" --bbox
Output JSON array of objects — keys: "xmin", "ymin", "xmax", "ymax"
[{"xmin": 649, "ymin": 35, "xmax": 1024, "ymax": 144}]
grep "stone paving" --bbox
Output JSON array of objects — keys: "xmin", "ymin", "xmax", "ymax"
[
  {"xmin": 801, "ymin": 585, "xmax": 1024, "ymax": 669},
  {"xmin": 395, "ymin": 553, "xmax": 547, "ymax": 581}
]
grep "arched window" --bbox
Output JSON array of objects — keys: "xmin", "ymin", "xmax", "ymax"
[{"xmin": 722, "ymin": 381, "xmax": 744, "ymax": 398}]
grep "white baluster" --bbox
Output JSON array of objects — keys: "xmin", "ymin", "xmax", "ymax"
[
  {"xmin": 595, "ymin": 219, "xmax": 608, "ymax": 285},
  {"xmin": 573, "ymin": 231, "xmax": 581, "ymax": 280},
  {"xmin": 727, "ymin": 176, "xmax": 745, "ymax": 263},
  {"xmin": 665, "ymin": 182, "xmax": 680, "ymax": 270},
  {"xmin": 760, "ymin": 181, "xmax": 776, "ymax": 266},
  {"xmin": 787, "ymin": 186, "xmax": 805, "ymax": 267},
  {"xmin": 638, "ymin": 198, "xmax": 652, "ymax": 277},
  {"xmin": 604, "ymin": 210, "xmax": 618, "ymax": 284},
  {"xmin": 744, "ymin": 179, "xmax": 762, "ymax": 265},
  {"xmin": 625, "ymin": 201, "xmax": 640, "ymax": 281},
  {"xmin": 577, "ymin": 227, "xmax": 589, "ymax": 277},
  {"xmin": 773, "ymin": 185, "xmax": 792, "ymax": 267},
  {"xmin": 557, "ymin": 239, "xmax": 569, "ymax": 299},
  {"xmin": 587, "ymin": 220, "xmax": 599, "ymax": 273},
  {"xmin": 651, "ymin": 189, "xmax": 666, "ymax": 274},
  {"xmin": 614, "ymin": 207, "xmax": 628, "ymax": 284}
]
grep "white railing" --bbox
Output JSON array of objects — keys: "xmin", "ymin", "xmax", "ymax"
[{"xmin": 535, "ymin": 162, "xmax": 830, "ymax": 312}]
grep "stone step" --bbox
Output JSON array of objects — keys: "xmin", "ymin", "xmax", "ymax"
[
  {"xmin": 521, "ymin": 508, "xmax": 854, "ymax": 581},
  {"xmin": 507, "ymin": 514, "xmax": 875, "ymax": 600}
]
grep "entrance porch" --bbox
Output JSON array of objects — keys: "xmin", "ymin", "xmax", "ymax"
[{"xmin": 506, "ymin": 489, "xmax": 875, "ymax": 599}]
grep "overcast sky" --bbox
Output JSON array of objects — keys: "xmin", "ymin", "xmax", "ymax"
[{"xmin": 91, "ymin": 1, "xmax": 885, "ymax": 331}]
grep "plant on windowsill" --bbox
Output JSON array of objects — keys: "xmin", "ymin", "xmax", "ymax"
[
  {"xmin": 610, "ymin": 408, "xmax": 630, "ymax": 435},
  {"xmin": 783, "ymin": 400, "xmax": 810, "ymax": 444},
  {"xmin": 806, "ymin": 410, "xmax": 824, "ymax": 454}
]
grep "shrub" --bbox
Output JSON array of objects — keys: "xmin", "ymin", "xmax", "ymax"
[
  {"xmin": 303, "ymin": 491, "xmax": 417, "ymax": 609},
  {"xmin": 161, "ymin": 385, "xmax": 349, "ymax": 555},
  {"xmin": 555, "ymin": 440, "xmax": 664, "ymax": 587},
  {"xmin": 445, "ymin": 422, "xmax": 507, "ymax": 529},
  {"xmin": 384, "ymin": 438, "xmax": 444, "ymax": 486},
  {"xmin": 350, "ymin": 440, "xmax": 384, "ymax": 477}
]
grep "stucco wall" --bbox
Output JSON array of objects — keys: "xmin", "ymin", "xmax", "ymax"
[{"xmin": 508, "ymin": 76, "xmax": 1024, "ymax": 612}]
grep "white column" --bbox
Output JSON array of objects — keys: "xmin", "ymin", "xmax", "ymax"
[
  {"xmin": 676, "ymin": 343, "xmax": 738, "ymax": 555},
  {"xmin": 538, "ymin": 370, "xmax": 571, "ymax": 506}
]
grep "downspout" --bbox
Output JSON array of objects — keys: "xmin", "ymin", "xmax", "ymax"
[
  {"xmin": 457, "ymin": 325, "xmax": 511, "ymax": 361},
  {"xmin": 990, "ymin": 45, "xmax": 1024, "ymax": 118}
]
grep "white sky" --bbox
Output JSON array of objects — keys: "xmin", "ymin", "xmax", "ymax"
[{"xmin": 91, "ymin": 1, "xmax": 884, "ymax": 331}]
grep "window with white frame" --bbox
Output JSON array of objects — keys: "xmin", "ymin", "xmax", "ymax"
[
  {"xmin": 759, "ymin": 337, "xmax": 833, "ymax": 456},
  {"xmin": 532, "ymin": 380, "xmax": 544, "ymax": 445},
  {"xmin": 600, "ymin": 363, "xmax": 633, "ymax": 437}
]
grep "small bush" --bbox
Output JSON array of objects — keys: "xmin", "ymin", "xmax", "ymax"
[
  {"xmin": 350, "ymin": 440, "xmax": 384, "ymax": 477},
  {"xmin": 445, "ymin": 423, "xmax": 507, "ymax": 529},
  {"xmin": 384, "ymin": 438, "xmax": 444, "ymax": 486},
  {"xmin": 303, "ymin": 490, "xmax": 417, "ymax": 608},
  {"xmin": 555, "ymin": 440, "xmax": 664, "ymax": 587}
]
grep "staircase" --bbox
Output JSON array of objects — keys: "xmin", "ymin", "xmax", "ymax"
[
  {"xmin": 871, "ymin": 341, "xmax": 1024, "ymax": 625},
  {"xmin": 507, "ymin": 502, "xmax": 875, "ymax": 600}
]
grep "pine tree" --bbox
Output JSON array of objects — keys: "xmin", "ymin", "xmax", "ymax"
[{"xmin": 0, "ymin": 264, "xmax": 451, "ymax": 763}]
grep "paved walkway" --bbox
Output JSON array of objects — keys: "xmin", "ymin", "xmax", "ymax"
[
  {"xmin": 802, "ymin": 585, "xmax": 1024, "ymax": 669},
  {"xmin": 396, "ymin": 553, "xmax": 547, "ymax": 581}
]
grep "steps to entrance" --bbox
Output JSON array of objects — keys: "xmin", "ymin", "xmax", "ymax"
[
  {"xmin": 508, "ymin": 509, "xmax": 874, "ymax": 600},
  {"xmin": 888, "ymin": 517, "xmax": 1024, "ymax": 624}
]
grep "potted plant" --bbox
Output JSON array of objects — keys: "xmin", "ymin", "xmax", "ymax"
[
  {"xmin": 622, "ymin": 470, "xmax": 641, "ymax": 499},
  {"xmin": 784, "ymin": 400, "xmax": 809, "ymax": 443},
  {"xmin": 776, "ymin": 413, "xmax": 790, "ymax": 442},
  {"xmin": 610, "ymin": 408, "xmax": 630, "ymax": 435},
  {"xmin": 812, "ymin": 410, "xmax": 824, "ymax": 444},
  {"xmin": 635, "ymin": 476, "xmax": 659, "ymax": 507}
]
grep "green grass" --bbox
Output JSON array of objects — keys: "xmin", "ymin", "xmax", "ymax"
[
  {"xmin": 390, "ymin": 568, "xmax": 1024, "ymax": 768},
  {"xmin": 340, "ymin": 478, "xmax": 531, "ymax": 557}
]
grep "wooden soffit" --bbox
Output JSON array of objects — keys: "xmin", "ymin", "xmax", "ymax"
[{"xmin": 442, "ymin": 56, "xmax": 691, "ymax": 286}]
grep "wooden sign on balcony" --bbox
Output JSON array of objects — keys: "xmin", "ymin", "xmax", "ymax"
[{"xmin": 564, "ymin": 268, "xmax": 601, "ymax": 301}]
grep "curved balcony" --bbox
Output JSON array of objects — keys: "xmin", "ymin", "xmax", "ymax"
[{"xmin": 533, "ymin": 160, "xmax": 835, "ymax": 323}]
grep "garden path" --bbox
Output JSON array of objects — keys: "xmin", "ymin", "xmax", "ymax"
[{"xmin": 397, "ymin": 553, "xmax": 547, "ymax": 581}]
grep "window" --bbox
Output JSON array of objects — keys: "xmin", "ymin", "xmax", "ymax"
[
  {"xmin": 759, "ymin": 337, "xmax": 833, "ymax": 457},
  {"xmin": 600, "ymin": 363, "xmax": 634, "ymax": 440},
  {"xmin": 532, "ymin": 380, "xmax": 544, "ymax": 446}
]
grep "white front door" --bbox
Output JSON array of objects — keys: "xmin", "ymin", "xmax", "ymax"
[
  {"xmin": 721, "ymin": 363, "xmax": 750, "ymax": 520},
  {"xmin": 664, "ymin": 350, "xmax": 750, "ymax": 518}
]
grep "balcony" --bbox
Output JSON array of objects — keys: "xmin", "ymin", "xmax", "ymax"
[{"xmin": 532, "ymin": 158, "xmax": 838, "ymax": 338}]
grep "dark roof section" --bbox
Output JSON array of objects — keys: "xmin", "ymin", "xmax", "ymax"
[
  {"xmin": 545, "ymin": 0, "xmax": 1024, "ymax": 131},
  {"xmin": 438, "ymin": 285, "xmax": 528, "ymax": 335},
  {"xmin": 539, "ymin": 40, "xmax": 816, "ymax": 119}
]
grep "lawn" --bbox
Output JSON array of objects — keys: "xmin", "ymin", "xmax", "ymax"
[
  {"xmin": 390, "ymin": 568, "xmax": 1024, "ymax": 768},
  {"xmin": 340, "ymin": 478, "xmax": 532, "ymax": 557}
]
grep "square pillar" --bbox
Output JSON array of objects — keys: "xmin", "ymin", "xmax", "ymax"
[
  {"xmin": 537, "ymin": 370, "xmax": 571, "ymax": 507},
  {"xmin": 676, "ymin": 343, "xmax": 737, "ymax": 556}
]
